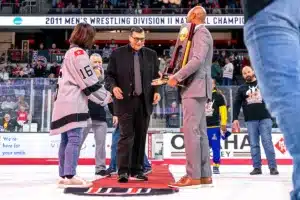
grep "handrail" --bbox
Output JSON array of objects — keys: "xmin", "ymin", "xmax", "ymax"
[{"xmin": 0, "ymin": 48, "xmax": 248, "ymax": 64}]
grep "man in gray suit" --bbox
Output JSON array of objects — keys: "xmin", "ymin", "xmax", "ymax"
[{"xmin": 167, "ymin": 6, "xmax": 213, "ymax": 188}]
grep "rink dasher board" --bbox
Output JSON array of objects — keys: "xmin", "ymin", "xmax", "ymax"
[{"xmin": 0, "ymin": 130, "xmax": 290, "ymax": 163}]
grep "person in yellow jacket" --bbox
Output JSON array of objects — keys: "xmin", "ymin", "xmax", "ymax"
[{"xmin": 205, "ymin": 79, "xmax": 230, "ymax": 174}]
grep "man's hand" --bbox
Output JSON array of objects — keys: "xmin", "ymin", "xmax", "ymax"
[
  {"xmin": 94, "ymin": 68, "xmax": 101, "ymax": 78},
  {"xmin": 167, "ymin": 75, "xmax": 178, "ymax": 87},
  {"xmin": 153, "ymin": 93, "xmax": 161, "ymax": 105},
  {"xmin": 221, "ymin": 125, "xmax": 227, "ymax": 132},
  {"xmin": 158, "ymin": 71, "xmax": 163, "ymax": 78},
  {"xmin": 232, "ymin": 120, "xmax": 240, "ymax": 133},
  {"xmin": 112, "ymin": 116, "xmax": 118, "ymax": 127},
  {"xmin": 113, "ymin": 87, "xmax": 123, "ymax": 99}
]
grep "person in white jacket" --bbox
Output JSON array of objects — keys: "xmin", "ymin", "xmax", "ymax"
[
  {"xmin": 222, "ymin": 58, "xmax": 234, "ymax": 85},
  {"xmin": 51, "ymin": 23, "xmax": 111, "ymax": 188}
]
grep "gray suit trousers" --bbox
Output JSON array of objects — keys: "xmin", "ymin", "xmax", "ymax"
[
  {"xmin": 80, "ymin": 121, "xmax": 107, "ymax": 172},
  {"xmin": 182, "ymin": 97, "xmax": 212, "ymax": 179}
]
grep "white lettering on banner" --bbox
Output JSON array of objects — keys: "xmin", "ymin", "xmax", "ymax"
[
  {"xmin": 0, "ymin": 133, "xmax": 112, "ymax": 158},
  {"xmin": 0, "ymin": 16, "xmax": 244, "ymax": 27},
  {"xmin": 0, "ymin": 135, "xmax": 25, "ymax": 156},
  {"xmin": 163, "ymin": 133, "xmax": 292, "ymax": 159}
]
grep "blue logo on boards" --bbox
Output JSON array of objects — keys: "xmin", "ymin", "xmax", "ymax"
[{"xmin": 13, "ymin": 17, "xmax": 23, "ymax": 25}]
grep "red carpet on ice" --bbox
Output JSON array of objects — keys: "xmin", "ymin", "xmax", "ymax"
[{"xmin": 64, "ymin": 164, "xmax": 179, "ymax": 196}]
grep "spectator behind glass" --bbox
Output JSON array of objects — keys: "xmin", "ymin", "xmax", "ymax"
[
  {"xmin": 18, "ymin": 70, "xmax": 29, "ymax": 78},
  {"xmin": 50, "ymin": 43, "xmax": 60, "ymax": 54},
  {"xmin": 166, "ymin": 101, "xmax": 180, "ymax": 128},
  {"xmin": 77, "ymin": 4, "xmax": 82, "ymax": 14},
  {"xmin": 8, "ymin": 45, "xmax": 21, "ymax": 63},
  {"xmin": 38, "ymin": 43, "xmax": 49, "ymax": 60},
  {"xmin": 90, "ymin": 45, "xmax": 102, "ymax": 55},
  {"xmin": 1, "ymin": 113, "xmax": 20, "ymax": 132},
  {"xmin": 52, "ymin": 0, "xmax": 56, "ymax": 8},
  {"xmin": 242, "ymin": 55, "xmax": 251, "ymax": 68},
  {"xmin": 135, "ymin": 4, "xmax": 142, "ymax": 14},
  {"xmin": 212, "ymin": 0, "xmax": 221, "ymax": 14},
  {"xmin": 219, "ymin": 50, "xmax": 226, "ymax": 66},
  {"xmin": 12, "ymin": 64, "xmax": 22, "ymax": 77},
  {"xmin": 102, "ymin": 44, "xmax": 111, "ymax": 62},
  {"xmin": 17, "ymin": 105, "xmax": 28, "ymax": 125},
  {"xmin": 222, "ymin": 57, "xmax": 234, "ymax": 85},
  {"xmin": 49, "ymin": 62, "xmax": 61, "ymax": 78},
  {"xmin": 17, "ymin": 96, "xmax": 29, "ymax": 111},
  {"xmin": 56, "ymin": 0, "xmax": 64, "ymax": 8},
  {"xmin": 125, "ymin": 5, "xmax": 135, "ymax": 14},
  {"xmin": 160, "ymin": 5, "xmax": 166, "ymax": 14},
  {"xmin": 12, "ymin": 64, "xmax": 27, "ymax": 78},
  {"xmin": 211, "ymin": 58, "xmax": 222, "ymax": 85},
  {"xmin": 1, "ymin": 96, "xmax": 17, "ymax": 112},
  {"xmin": 0, "ymin": 67, "xmax": 9, "ymax": 81},
  {"xmin": 142, "ymin": 5, "xmax": 152, "ymax": 14},
  {"xmin": 159, "ymin": 56, "xmax": 167, "ymax": 73},
  {"xmin": 21, "ymin": 63, "xmax": 34, "ymax": 77},
  {"xmin": 109, "ymin": 39, "xmax": 118, "ymax": 51},
  {"xmin": 34, "ymin": 60, "xmax": 46, "ymax": 77}
]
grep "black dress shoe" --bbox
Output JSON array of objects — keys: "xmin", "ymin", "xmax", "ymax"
[
  {"xmin": 270, "ymin": 168, "xmax": 279, "ymax": 175},
  {"xmin": 131, "ymin": 173, "xmax": 148, "ymax": 181},
  {"xmin": 118, "ymin": 173, "xmax": 129, "ymax": 183},
  {"xmin": 250, "ymin": 168, "xmax": 262, "ymax": 175},
  {"xmin": 95, "ymin": 170, "xmax": 110, "ymax": 178}
]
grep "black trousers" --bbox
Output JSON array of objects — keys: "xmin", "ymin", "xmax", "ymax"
[{"xmin": 117, "ymin": 96, "xmax": 150, "ymax": 175}]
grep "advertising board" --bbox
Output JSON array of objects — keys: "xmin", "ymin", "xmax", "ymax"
[
  {"xmin": 0, "ymin": 131, "xmax": 291, "ymax": 165},
  {"xmin": 0, "ymin": 15, "xmax": 244, "ymax": 28}
]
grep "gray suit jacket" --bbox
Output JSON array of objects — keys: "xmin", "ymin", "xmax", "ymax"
[{"xmin": 174, "ymin": 24, "xmax": 213, "ymax": 100}]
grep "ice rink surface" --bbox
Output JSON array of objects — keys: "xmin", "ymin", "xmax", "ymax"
[{"xmin": 0, "ymin": 165, "xmax": 293, "ymax": 200}]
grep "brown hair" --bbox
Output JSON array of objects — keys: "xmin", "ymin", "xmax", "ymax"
[{"xmin": 69, "ymin": 23, "xmax": 95, "ymax": 49}]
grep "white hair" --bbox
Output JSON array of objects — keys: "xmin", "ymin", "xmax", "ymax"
[
  {"xmin": 90, "ymin": 53, "xmax": 102, "ymax": 59},
  {"xmin": 90, "ymin": 53, "xmax": 104, "ymax": 82}
]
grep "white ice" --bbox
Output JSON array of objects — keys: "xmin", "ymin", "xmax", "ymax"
[{"xmin": 0, "ymin": 165, "xmax": 293, "ymax": 200}]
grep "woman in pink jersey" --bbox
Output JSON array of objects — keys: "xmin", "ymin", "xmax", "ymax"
[{"xmin": 50, "ymin": 23, "xmax": 111, "ymax": 188}]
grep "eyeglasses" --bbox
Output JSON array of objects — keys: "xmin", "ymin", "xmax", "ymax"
[{"xmin": 131, "ymin": 36, "xmax": 145, "ymax": 42}]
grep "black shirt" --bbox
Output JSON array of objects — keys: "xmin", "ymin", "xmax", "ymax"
[
  {"xmin": 88, "ymin": 101, "xmax": 114, "ymax": 122},
  {"xmin": 242, "ymin": 0, "xmax": 274, "ymax": 22},
  {"xmin": 206, "ymin": 90, "xmax": 227, "ymax": 127},
  {"xmin": 233, "ymin": 80, "xmax": 271, "ymax": 121}
]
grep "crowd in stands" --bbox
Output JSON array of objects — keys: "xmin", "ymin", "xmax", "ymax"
[
  {"xmin": 0, "ymin": 0, "xmax": 258, "ymax": 132},
  {"xmin": 2, "ymin": 40, "xmax": 249, "ymax": 86},
  {"xmin": 0, "ymin": 39, "xmax": 251, "ymax": 132},
  {"xmin": 0, "ymin": 0, "xmax": 243, "ymax": 14},
  {"xmin": 49, "ymin": 0, "xmax": 242, "ymax": 14},
  {"xmin": 0, "ymin": 79, "xmax": 32, "ymax": 132}
]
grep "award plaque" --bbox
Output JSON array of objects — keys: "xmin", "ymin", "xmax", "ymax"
[{"xmin": 152, "ymin": 23, "xmax": 196, "ymax": 87}]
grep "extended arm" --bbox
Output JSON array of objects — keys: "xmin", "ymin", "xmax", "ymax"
[{"xmin": 74, "ymin": 50, "xmax": 111, "ymax": 106}]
